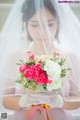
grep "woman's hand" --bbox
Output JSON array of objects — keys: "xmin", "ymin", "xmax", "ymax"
[
  {"xmin": 19, "ymin": 92, "xmax": 51, "ymax": 108},
  {"xmin": 19, "ymin": 91, "xmax": 64, "ymax": 108},
  {"xmin": 28, "ymin": 91, "xmax": 63, "ymax": 108}
]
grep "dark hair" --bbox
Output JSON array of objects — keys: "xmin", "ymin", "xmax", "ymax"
[{"xmin": 21, "ymin": 0, "xmax": 59, "ymax": 41}]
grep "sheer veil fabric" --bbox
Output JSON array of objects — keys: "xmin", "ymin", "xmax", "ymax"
[{"xmin": 0, "ymin": 0, "xmax": 80, "ymax": 108}]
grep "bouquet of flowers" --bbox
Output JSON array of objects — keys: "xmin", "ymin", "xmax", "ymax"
[
  {"xmin": 16, "ymin": 51, "xmax": 69, "ymax": 93},
  {"xmin": 16, "ymin": 51, "xmax": 70, "ymax": 120}
]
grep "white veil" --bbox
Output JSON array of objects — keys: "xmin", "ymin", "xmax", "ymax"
[{"xmin": 0, "ymin": 0, "xmax": 80, "ymax": 99}]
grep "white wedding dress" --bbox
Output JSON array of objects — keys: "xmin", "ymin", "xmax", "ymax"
[{"xmin": 4, "ymin": 50, "xmax": 80, "ymax": 120}]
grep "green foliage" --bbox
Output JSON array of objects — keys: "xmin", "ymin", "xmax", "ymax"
[
  {"xmin": 40, "ymin": 65, "xmax": 44, "ymax": 70},
  {"xmin": 24, "ymin": 82, "xmax": 28, "ymax": 88},
  {"xmin": 27, "ymin": 61, "xmax": 35, "ymax": 66},
  {"xmin": 20, "ymin": 73, "xmax": 24, "ymax": 78},
  {"xmin": 58, "ymin": 58, "xmax": 65, "ymax": 66},
  {"xmin": 15, "ymin": 52, "xmax": 70, "ymax": 92},
  {"xmin": 38, "ymin": 85, "xmax": 46, "ymax": 92},
  {"xmin": 61, "ymin": 69, "xmax": 67, "ymax": 77},
  {"xmin": 15, "ymin": 79, "xmax": 20, "ymax": 83},
  {"xmin": 52, "ymin": 52, "xmax": 56, "ymax": 61},
  {"xmin": 43, "ymin": 84, "xmax": 47, "ymax": 89},
  {"xmin": 23, "ymin": 80, "xmax": 38, "ymax": 91},
  {"xmin": 16, "ymin": 59, "xmax": 24, "ymax": 65}
]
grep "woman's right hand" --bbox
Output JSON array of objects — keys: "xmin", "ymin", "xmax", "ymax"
[
  {"xmin": 19, "ymin": 91, "xmax": 64, "ymax": 108},
  {"xmin": 28, "ymin": 91, "xmax": 64, "ymax": 108},
  {"xmin": 19, "ymin": 92, "xmax": 50, "ymax": 108}
]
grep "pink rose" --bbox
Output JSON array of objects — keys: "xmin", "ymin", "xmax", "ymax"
[
  {"xmin": 24, "ymin": 65, "xmax": 36, "ymax": 80},
  {"xmin": 29, "ymin": 55, "xmax": 34, "ymax": 61},
  {"xmin": 19, "ymin": 64, "xmax": 27, "ymax": 73},
  {"xmin": 55, "ymin": 53, "xmax": 61, "ymax": 59},
  {"xmin": 36, "ymin": 72, "xmax": 49, "ymax": 85}
]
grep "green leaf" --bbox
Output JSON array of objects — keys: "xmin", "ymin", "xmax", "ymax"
[
  {"xmin": 40, "ymin": 65, "xmax": 44, "ymax": 70},
  {"xmin": 53, "ymin": 52, "xmax": 56, "ymax": 57},
  {"xmin": 15, "ymin": 79, "xmax": 20, "ymax": 83},
  {"xmin": 58, "ymin": 58, "xmax": 65, "ymax": 66},
  {"xmin": 19, "ymin": 59, "xmax": 24, "ymax": 63},
  {"xmin": 27, "ymin": 61, "xmax": 35, "ymax": 66},
  {"xmin": 61, "ymin": 69, "xmax": 66, "ymax": 77},
  {"xmin": 16, "ymin": 63, "xmax": 21, "ymax": 65},
  {"xmin": 20, "ymin": 73, "xmax": 24, "ymax": 78},
  {"xmin": 43, "ymin": 84, "xmax": 47, "ymax": 89},
  {"xmin": 38, "ymin": 85, "xmax": 46, "ymax": 92},
  {"xmin": 16, "ymin": 59, "xmax": 24, "ymax": 66},
  {"xmin": 24, "ymin": 83, "xmax": 28, "ymax": 88},
  {"xmin": 52, "ymin": 52, "xmax": 56, "ymax": 60}
]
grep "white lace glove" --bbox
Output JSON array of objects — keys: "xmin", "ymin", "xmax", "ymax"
[
  {"xmin": 19, "ymin": 92, "xmax": 50, "ymax": 108},
  {"xmin": 50, "ymin": 94, "xmax": 64, "ymax": 108},
  {"xmin": 19, "ymin": 91, "xmax": 64, "ymax": 108}
]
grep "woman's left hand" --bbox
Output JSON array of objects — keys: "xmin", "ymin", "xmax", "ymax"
[{"xmin": 28, "ymin": 91, "xmax": 64, "ymax": 108}]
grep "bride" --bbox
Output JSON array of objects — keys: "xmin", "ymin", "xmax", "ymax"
[{"xmin": 0, "ymin": 0, "xmax": 80, "ymax": 120}]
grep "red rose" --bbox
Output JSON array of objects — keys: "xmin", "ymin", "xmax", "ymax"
[
  {"xmin": 35, "ymin": 65, "xmax": 43, "ymax": 77},
  {"xmin": 36, "ymin": 72, "xmax": 49, "ymax": 85},
  {"xmin": 19, "ymin": 64, "xmax": 27, "ymax": 73},
  {"xmin": 36, "ymin": 62, "xmax": 42, "ymax": 67},
  {"xmin": 35, "ymin": 65, "xmax": 50, "ymax": 85},
  {"xmin": 24, "ymin": 65, "xmax": 36, "ymax": 80}
]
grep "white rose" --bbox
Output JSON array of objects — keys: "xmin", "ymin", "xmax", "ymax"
[
  {"xmin": 44, "ymin": 60, "xmax": 61, "ymax": 80},
  {"xmin": 47, "ymin": 79, "xmax": 62, "ymax": 91}
]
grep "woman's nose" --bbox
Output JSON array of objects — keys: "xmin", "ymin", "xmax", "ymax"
[{"xmin": 38, "ymin": 27, "xmax": 47, "ymax": 38}]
